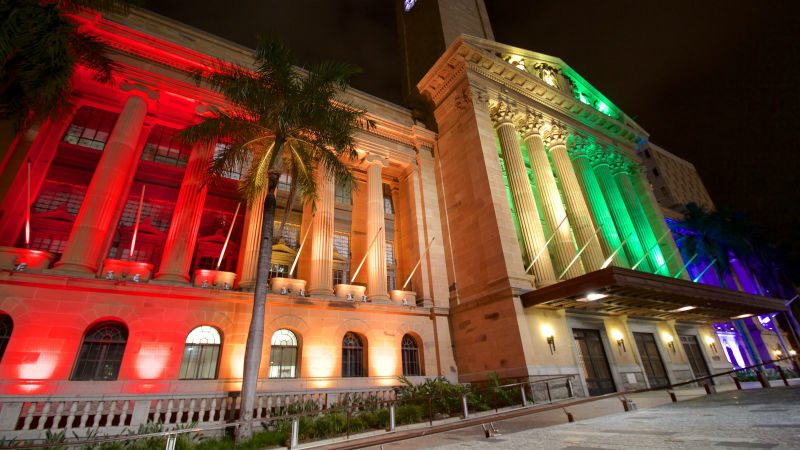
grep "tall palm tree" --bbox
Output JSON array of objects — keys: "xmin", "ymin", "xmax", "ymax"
[
  {"xmin": 0, "ymin": 0, "xmax": 132, "ymax": 130},
  {"xmin": 676, "ymin": 203, "xmax": 755, "ymax": 290},
  {"xmin": 181, "ymin": 37, "xmax": 371, "ymax": 440}
]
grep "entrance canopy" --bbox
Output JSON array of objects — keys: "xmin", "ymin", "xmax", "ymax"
[{"xmin": 521, "ymin": 267, "xmax": 787, "ymax": 322}]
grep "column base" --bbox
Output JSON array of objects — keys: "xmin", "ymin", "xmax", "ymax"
[
  {"xmin": 238, "ymin": 279, "xmax": 257, "ymax": 291},
  {"xmin": 50, "ymin": 261, "xmax": 98, "ymax": 278},
  {"xmin": 368, "ymin": 294, "xmax": 391, "ymax": 304},
  {"xmin": 152, "ymin": 272, "xmax": 191, "ymax": 285},
  {"xmin": 308, "ymin": 289, "xmax": 335, "ymax": 300}
]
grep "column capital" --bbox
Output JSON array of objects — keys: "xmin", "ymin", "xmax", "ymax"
[
  {"xmin": 120, "ymin": 83, "xmax": 159, "ymax": 102},
  {"xmin": 517, "ymin": 110, "xmax": 547, "ymax": 139},
  {"xmin": 567, "ymin": 133, "xmax": 593, "ymax": 161},
  {"xmin": 489, "ymin": 99, "xmax": 517, "ymax": 127},
  {"xmin": 363, "ymin": 153, "xmax": 388, "ymax": 167},
  {"xmin": 543, "ymin": 122, "xmax": 569, "ymax": 147}
]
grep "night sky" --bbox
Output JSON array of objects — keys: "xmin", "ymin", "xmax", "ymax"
[{"xmin": 142, "ymin": 0, "xmax": 800, "ymax": 282}]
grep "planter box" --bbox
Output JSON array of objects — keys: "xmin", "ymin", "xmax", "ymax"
[
  {"xmin": 100, "ymin": 259, "xmax": 153, "ymax": 282},
  {"xmin": 0, "ymin": 247, "xmax": 54, "ymax": 272},
  {"xmin": 193, "ymin": 269, "xmax": 237, "ymax": 289},
  {"xmin": 389, "ymin": 290, "xmax": 416, "ymax": 305},
  {"xmin": 270, "ymin": 277, "xmax": 307, "ymax": 295},
  {"xmin": 334, "ymin": 284, "xmax": 367, "ymax": 301}
]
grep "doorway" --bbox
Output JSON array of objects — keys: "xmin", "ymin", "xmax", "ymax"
[
  {"xmin": 634, "ymin": 332, "xmax": 669, "ymax": 388},
  {"xmin": 680, "ymin": 335, "xmax": 711, "ymax": 381},
  {"xmin": 573, "ymin": 328, "xmax": 616, "ymax": 396}
]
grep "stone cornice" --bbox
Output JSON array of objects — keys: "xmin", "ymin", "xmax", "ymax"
[
  {"xmin": 418, "ymin": 37, "xmax": 647, "ymax": 144},
  {"xmin": 71, "ymin": 10, "xmax": 428, "ymax": 160}
]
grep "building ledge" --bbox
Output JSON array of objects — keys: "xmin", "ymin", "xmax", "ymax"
[{"xmin": 520, "ymin": 267, "xmax": 787, "ymax": 322}]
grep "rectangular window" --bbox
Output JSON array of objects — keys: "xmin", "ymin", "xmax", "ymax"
[
  {"xmin": 335, "ymin": 182, "xmax": 352, "ymax": 205},
  {"xmin": 278, "ymin": 173, "xmax": 292, "ymax": 192},
  {"xmin": 32, "ymin": 181, "xmax": 86, "ymax": 215},
  {"xmin": 62, "ymin": 107, "xmax": 118, "ymax": 151},
  {"xmin": 385, "ymin": 240, "xmax": 394, "ymax": 266},
  {"xmin": 333, "ymin": 232, "xmax": 351, "ymax": 258},
  {"xmin": 141, "ymin": 126, "xmax": 193, "ymax": 168},
  {"xmin": 383, "ymin": 196, "xmax": 394, "ymax": 215},
  {"xmin": 213, "ymin": 142, "xmax": 246, "ymax": 180},
  {"xmin": 333, "ymin": 268, "xmax": 348, "ymax": 286},
  {"xmin": 273, "ymin": 223, "xmax": 300, "ymax": 249}
]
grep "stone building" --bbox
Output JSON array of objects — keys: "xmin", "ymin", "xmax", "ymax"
[
  {"xmin": 0, "ymin": 0, "xmax": 791, "ymax": 438},
  {"xmin": 637, "ymin": 142, "xmax": 715, "ymax": 217}
]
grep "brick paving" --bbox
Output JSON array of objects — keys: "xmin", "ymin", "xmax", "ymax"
[{"xmin": 375, "ymin": 386, "xmax": 800, "ymax": 450}]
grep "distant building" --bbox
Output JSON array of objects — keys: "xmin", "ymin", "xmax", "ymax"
[{"xmin": 637, "ymin": 142, "xmax": 715, "ymax": 216}]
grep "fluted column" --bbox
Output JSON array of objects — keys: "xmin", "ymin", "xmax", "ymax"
[
  {"xmin": 236, "ymin": 189, "xmax": 267, "ymax": 290},
  {"xmin": 519, "ymin": 115, "xmax": 582, "ymax": 279},
  {"xmin": 54, "ymin": 90, "xmax": 153, "ymax": 275},
  {"xmin": 155, "ymin": 141, "xmax": 214, "ymax": 283},
  {"xmin": 491, "ymin": 102, "xmax": 556, "ymax": 286},
  {"xmin": 611, "ymin": 156, "xmax": 665, "ymax": 274},
  {"xmin": 590, "ymin": 147, "xmax": 650, "ymax": 272},
  {"xmin": 307, "ymin": 168, "xmax": 335, "ymax": 297},
  {"xmin": 544, "ymin": 123, "xmax": 605, "ymax": 272},
  {"xmin": 630, "ymin": 167, "xmax": 687, "ymax": 278},
  {"xmin": 365, "ymin": 155, "xmax": 388, "ymax": 301},
  {"xmin": 570, "ymin": 140, "xmax": 630, "ymax": 268}
]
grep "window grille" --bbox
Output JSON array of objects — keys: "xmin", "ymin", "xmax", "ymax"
[
  {"xmin": 62, "ymin": 107, "xmax": 118, "ymax": 150},
  {"xmin": 342, "ymin": 332, "xmax": 366, "ymax": 377},
  {"xmin": 401, "ymin": 334, "xmax": 421, "ymax": 376},
  {"xmin": 269, "ymin": 329, "xmax": 299, "ymax": 378},
  {"xmin": 179, "ymin": 326, "xmax": 222, "ymax": 380},
  {"xmin": 71, "ymin": 321, "xmax": 128, "ymax": 381},
  {"xmin": 32, "ymin": 182, "xmax": 86, "ymax": 215},
  {"xmin": 141, "ymin": 126, "xmax": 192, "ymax": 168}
]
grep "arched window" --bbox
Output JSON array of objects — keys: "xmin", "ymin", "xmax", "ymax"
[
  {"xmin": 401, "ymin": 334, "xmax": 421, "ymax": 376},
  {"xmin": 342, "ymin": 332, "xmax": 366, "ymax": 377},
  {"xmin": 71, "ymin": 321, "xmax": 127, "ymax": 381},
  {"xmin": 0, "ymin": 314, "xmax": 12, "ymax": 363},
  {"xmin": 269, "ymin": 329, "xmax": 299, "ymax": 378},
  {"xmin": 179, "ymin": 326, "xmax": 222, "ymax": 380}
]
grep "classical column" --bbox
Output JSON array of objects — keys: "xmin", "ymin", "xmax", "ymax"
[
  {"xmin": 491, "ymin": 102, "xmax": 556, "ymax": 286},
  {"xmin": 544, "ymin": 123, "xmax": 605, "ymax": 272},
  {"xmin": 518, "ymin": 115, "xmax": 582, "ymax": 279},
  {"xmin": 236, "ymin": 189, "xmax": 267, "ymax": 290},
  {"xmin": 630, "ymin": 166, "xmax": 687, "ymax": 278},
  {"xmin": 307, "ymin": 168, "xmax": 335, "ymax": 297},
  {"xmin": 155, "ymin": 141, "xmax": 214, "ymax": 283},
  {"xmin": 365, "ymin": 154, "xmax": 388, "ymax": 301},
  {"xmin": 54, "ymin": 89, "xmax": 153, "ymax": 275},
  {"xmin": 570, "ymin": 139, "xmax": 630, "ymax": 268},
  {"xmin": 611, "ymin": 155, "xmax": 665, "ymax": 274},
  {"xmin": 590, "ymin": 146, "xmax": 650, "ymax": 272}
]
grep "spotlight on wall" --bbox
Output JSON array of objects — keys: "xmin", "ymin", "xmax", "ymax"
[
  {"xmin": 662, "ymin": 333, "xmax": 676, "ymax": 353},
  {"xmin": 612, "ymin": 330, "xmax": 626, "ymax": 353},
  {"xmin": 704, "ymin": 335, "xmax": 718, "ymax": 354}
]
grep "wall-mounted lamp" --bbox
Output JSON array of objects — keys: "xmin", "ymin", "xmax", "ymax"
[
  {"xmin": 704, "ymin": 335, "xmax": 718, "ymax": 354},
  {"xmin": 612, "ymin": 330, "xmax": 626, "ymax": 353},
  {"xmin": 774, "ymin": 348, "xmax": 783, "ymax": 358},
  {"xmin": 542, "ymin": 325, "xmax": 556, "ymax": 354},
  {"xmin": 790, "ymin": 349, "xmax": 797, "ymax": 357},
  {"xmin": 662, "ymin": 333, "xmax": 676, "ymax": 353}
]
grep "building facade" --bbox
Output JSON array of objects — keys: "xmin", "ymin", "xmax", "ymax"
[
  {"xmin": 0, "ymin": 0, "xmax": 793, "ymax": 437},
  {"xmin": 637, "ymin": 142, "xmax": 715, "ymax": 217}
]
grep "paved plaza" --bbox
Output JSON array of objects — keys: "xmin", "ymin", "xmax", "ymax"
[{"xmin": 375, "ymin": 386, "xmax": 800, "ymax": 450}]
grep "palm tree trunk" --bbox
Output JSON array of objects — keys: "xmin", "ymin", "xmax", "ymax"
[{"xmin": 236, "ymin": 141, "xmax": 283, "ymax": 441}]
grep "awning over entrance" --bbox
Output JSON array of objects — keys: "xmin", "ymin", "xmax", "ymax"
[{"xmin": 520, "ymin": 267, "xmax": 787, "ymax": 322}]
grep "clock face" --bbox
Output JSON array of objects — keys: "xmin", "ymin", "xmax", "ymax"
[{"xmin": 404, "ymin": 0, "xmax": 417, "ymax": 12}]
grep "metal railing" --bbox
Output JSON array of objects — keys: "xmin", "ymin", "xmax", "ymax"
[{"xmin": 1, "ymin": 357, "xmax": 797, "ymax": 450}]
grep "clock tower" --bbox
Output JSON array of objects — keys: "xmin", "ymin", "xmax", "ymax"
[{"xmin": 396, "ymin": 0, "xmax": 494, "ymax": 115}]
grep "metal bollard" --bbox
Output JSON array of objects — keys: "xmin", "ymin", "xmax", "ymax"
[
  {"xmin": 564, "ymin": 409, "xmax": 575, "ymax": 423},
  {"xmin": 290, "ymin": 417, "xmax": 299, "ymax": 449},
  {"xmin": 620, "ymin": 397, "xmax": 629, "ymax": 412},
  {"xmin": 703, "ymin": 383, "xmax": 712, "ymax": 395},
  {"xmin": 757, "ymin": 369, "xmax": 771, "ymax": 388},
  {"xmin": 668, "ymin": 391, "xmax": 677, "ymax": 402},
  {"xmin": 777, "ymin": 366, "xmax": 789, "ymax": 387},
  {"xmin": 520, "ymin": 385, "xmax": 527, "ymax": 406},
  {"xmin": 388, "ymin": 404, "xmax": 396, "ymax": 432},
  {"xmin": 165, "ymin": 434, "xmax": 176, "ymax": 450},
  {"xmin": 732, "ymin": 376, "xmax": 742, "ymax": 390},
  {"xmin": 462, "ymin": 393, "xmax": 469, "ymax": 419}
]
